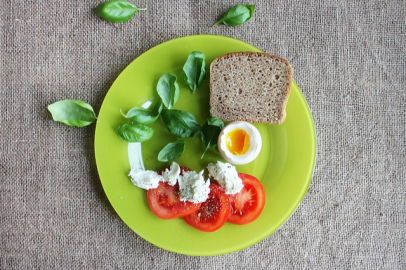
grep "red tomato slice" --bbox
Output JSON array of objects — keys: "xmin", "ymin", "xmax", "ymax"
[
  {"xmin": 227, "ymin": 173, "xmax": 265, "ymax": 225},
  {"xmin": 183, "ymin": 184, "xmax": 231, "ymax": 232},
  {"xmin": 147, "ymin": 166, "xmax": 201, "ymax": 219}
]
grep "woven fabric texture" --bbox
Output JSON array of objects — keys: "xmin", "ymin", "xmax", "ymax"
[{"xmin": 1, "ymin": 0, "xmax": 405, "ymax": 269}]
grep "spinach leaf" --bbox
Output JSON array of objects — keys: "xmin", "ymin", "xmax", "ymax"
[
  {"xmin": 161, "ymin": 109, "xmax": 201, "ymax": 138},
  {"xmin": 213, "ymin": 5, "xmax": 255, "ymax": 27},
  {"xmin": 183, "ymin": 51, "xmax": 206, "ymax": 93},
  {"xmin": 47, "ymin": 100, "xmax": 97, "ymax": 127},
  {"xmin": 121, "ymin": 101, "xmax": 163, "ymax": 124},
  {"xmin": 96, "ymin": 0, "xmax": 147, "ymax": 23},
  {"xmin": 200, "ymin": 117, "xmax": 224, "ymax": 159},
  {"xmin": 116, "ymin": 123, "xmax": 154, "ymax": 142},
  {"xmin": 156, "ymin": 73, "xmax": 180, "ymax": 109},
  {"xmin": 158, "ymin": 140, "xmax": 185, "ymax": 162}
]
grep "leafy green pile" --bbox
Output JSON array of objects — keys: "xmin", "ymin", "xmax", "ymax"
[{"xmin": 116, "ymin": 51, "xmax": 224, "ymax": 161}]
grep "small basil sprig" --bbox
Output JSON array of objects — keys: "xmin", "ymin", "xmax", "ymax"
[
  {"xmin": 116, "ymin": 123, "xmax": 154, "ymax": 142},
  {"xmin": 157, "ymin": 73, "xmax": 180, "ymax": 109},
  {"xmin": 200, "ymin": 117, "xmax": 224, "ymax": 159},
  {"xmin": 48, "ymin": 100, "xmax": 97, "ymax": 127},
  {"xmin": 158, "ymin": 140, "xmax": 185, "ymax": 162},
  {"xmin": 96, "ymin": 0, "xmax": 147, "ymax": 23},
  {"xmin": 161, "ymin": 109, "xmax": 201, "ymax": 138},
  {"xmin": 213, "ymin": 5, "xmax": 255, "ymax": 27},
  {"xmin": 206, "ymin": 116, "xmax": 225, "ymax": 128},
  {"xmin": 121, "ymin": 102, "xmax": 163, "ymax": 125},
  {"xmin": 183, "ymin": 51, "xmax": 206, "ymax": 93}
]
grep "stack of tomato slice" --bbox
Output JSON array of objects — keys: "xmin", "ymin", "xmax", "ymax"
[{"xmin": 147, "ymin": 166, "xmax": 266, "ymax": 232}]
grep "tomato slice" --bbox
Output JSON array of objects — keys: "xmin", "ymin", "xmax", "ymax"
[
  {"xmin": 147, "ymin": 166, "xmax": 201, "ymax": 219},
  {"xmin": 227, "ymin": 173, "xmax": 265, "ymax": 225},
  {"xmin": 183, "ymin": 184, "xmax": 231, "ymax": 232}
]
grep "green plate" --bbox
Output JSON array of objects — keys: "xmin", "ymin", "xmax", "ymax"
[{"xmin": 95, "ymin": 35, "xmax": 316, "ymax": 256}]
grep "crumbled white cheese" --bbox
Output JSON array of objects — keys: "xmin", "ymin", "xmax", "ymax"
[
  {"xmin": 161, "ymin": 162, "xmax": 181, "ymax": 186},
  {"xmin": 128, "ymin": 168, "xmax": 163, "ymax": 190},
  {"xmin": 178, "ymin": 170, "xmax": 210, "ymax": 203},
  {"xmin": 128, "ymin": 162, "xmax": 213, "ymax": 203},
  {"xmin": 207, "ymin": 161, "xmax": 243, "ymax": 194}
]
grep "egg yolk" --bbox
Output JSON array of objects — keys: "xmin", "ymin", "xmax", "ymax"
[{"xmin": 225, "ymin": 129, "xmax": 250, "ymax": 155}]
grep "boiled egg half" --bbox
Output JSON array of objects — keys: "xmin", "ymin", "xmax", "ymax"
[{"xmin": 218, "ymin": 121, "xmax": 262, "ymax": 165}]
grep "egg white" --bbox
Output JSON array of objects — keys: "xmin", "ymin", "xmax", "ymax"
[{"xmin": 217, "ymin": 121, "xmax": 262, "ymax": 165}]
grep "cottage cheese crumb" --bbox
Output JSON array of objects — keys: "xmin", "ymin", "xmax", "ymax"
[
  {"xmin": 178, "ymin": 170, "xmax": 210, "ymax": 203},
  {"xmin": 128, "ymin": 168, "xmax": 163, "ymax": 190},
  {"xmin": 207, "ymin": 161, "xmax": 243, "ymax": 194},
  {"xmin": 162, "ymin": 162, "xmax": 181, "ymax": 186}
]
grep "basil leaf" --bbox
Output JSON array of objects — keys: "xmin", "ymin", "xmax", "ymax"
[
  {"xmin": 207, "ymin": 116, "xmax": 225, "ymax": 128},
  {"xmin": 47, "ymin": 100, "xmax": 97, "ymax": 127},
  {"xmin": 200, "ymin": 117, "xmax": 224, "ymax": 159},
  {"xmin": 213, "ymin": 5, "xmax": 255, "ymax": 27},
  {"xmin": 96, "ymin": 0, "xmax": 147, "ymax": 23},
  {"xmin": 161, "ymin": 109, "xmax": 201, "ymax": 138},
  {"xmin": 158, "ymin": 140, "xmax": 185, "ymax": 162},
  {"xmin": 121, "ymin": 101, "xmax": 163, "ymax": 124},
  {"xmin": 156, "ymin": 73, "xmax": 180, "ymax": 109},
  {"xmin": 183, "ymin": 51, "xmax": 206, "ymax": 93},
  {"xmin": 116, "ymin": 123, "xmax": 154, "ymax": 142}
]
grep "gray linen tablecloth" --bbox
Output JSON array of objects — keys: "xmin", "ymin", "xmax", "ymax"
[{"xmin": 1, "ymin": 0, "xmax": 405, "ymax": 269}]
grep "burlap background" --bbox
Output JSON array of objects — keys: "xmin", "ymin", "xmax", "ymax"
[{"xmin": 1, "ymin": 0, "xmax": 405, "ymax": 269}]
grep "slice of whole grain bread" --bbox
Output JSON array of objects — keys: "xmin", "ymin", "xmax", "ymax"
[{"xmin": 209, "ymin": 52, "xmax": 293, "ymax": 124}]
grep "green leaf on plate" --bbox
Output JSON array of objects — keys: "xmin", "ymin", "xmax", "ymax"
[
  {"xmin": 183, "ymin": 51, "xmax": 206, "ymax": 93},
  {"xmin": 161, "ymin": 109, "xmax": 201, "ymax": 138},
  {"xmin": 156, "ymin": 73, "xmax": 180, "ymax": 109},
  {"xmin": 200, "ymin": 117, "xmax": 224, "ymax": 159},
  {"xmin": 121, "ymin": 101, "xmax": 163, "ymax": 124},
  {"xmin": 158, "ymin": 140, "xmax": 185, "ymax": 162},
  {"xmin": 116, "ymin": 122, "xmax": 154, "ymax": 142},
  {"xmin": 206, "ymin": 116, "xmax": 225, "ymax": 128}
]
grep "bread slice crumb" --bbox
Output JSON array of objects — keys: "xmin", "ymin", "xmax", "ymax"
[{"xmin": 209, "ymin": 52, "xmax": 293, "ymax": 124}]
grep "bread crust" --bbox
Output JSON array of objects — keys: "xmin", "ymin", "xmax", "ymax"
[{"xmin": 209, "ymin": 52, "xmax": 293, "ymax": 124}]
